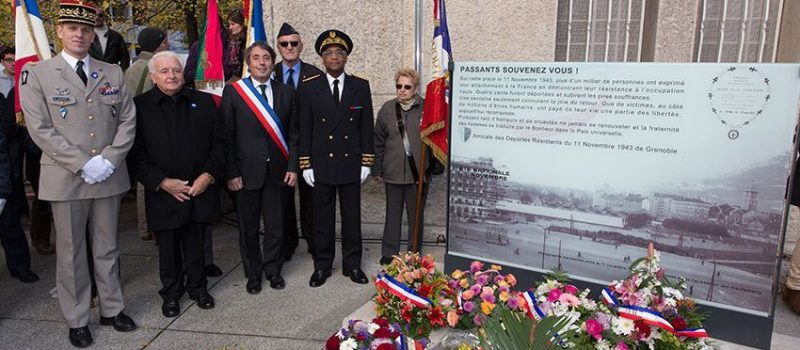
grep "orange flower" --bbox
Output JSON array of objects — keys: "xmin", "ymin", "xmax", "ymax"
[
  {"xmin": 499, "ymin": 291, "xmax": 510, "ymax": 302},
  {"xmin": 459, "ymin": 278, "xmax": 470, "ymax": 289},
  {"xmin": 490, "ymin": 264, "xmax": 503, "ymax": 271},
  {"xmin": 505, "ymin": 273, "xmax": 517, "ymax": 286},
  {"xmin": 481, "ymin": 301, "xmax": 496, "ymax": 315},
  {"xmin": 452, "ymin": 269, "xmax": 464, "ymax": 279},
  {"xmin": 447, "ymin": 310, "xmax": 459, "ymax": 327}
]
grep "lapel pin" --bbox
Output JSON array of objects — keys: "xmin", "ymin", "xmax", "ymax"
[
  {"xmin": 91, "ymin": 72, "xmax": 99, "ymax": 79},
  {"xmin": 191, "ymin": 103, "xmax": 198, "ymax": 109}
]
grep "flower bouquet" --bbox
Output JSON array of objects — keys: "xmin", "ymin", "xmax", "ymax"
[
  {"xmin": 374, "ymin": 253, "xmax": 453, "ymax": 339},
  {"xmin": 445, "ymin": 261, "xmax": 523, "ymax": 329},
  {"xmin": 324, "ymin": 318, "xmax": 406, "ymax": 350},
  {"xmin": 588, "ymin": 244, "xmax": 712, "ymax": 350}
]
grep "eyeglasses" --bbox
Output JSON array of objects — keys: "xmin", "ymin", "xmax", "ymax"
[
  {"xmin": 278, "ymin": 41, "xmax": 299, "ymax": 48},
  {"xmin": 395, "ymin": 84, "xmax": 414, "ymax": 90},
  {"xmin": 2, "ymin": 58, "xmax": 13, "ymax": 63},
  {"xmin": 322, "ymin": 49, "xmax": 347, "ymax": 57}
]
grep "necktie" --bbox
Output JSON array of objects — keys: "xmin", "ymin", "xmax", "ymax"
[
  {"xmin": 286, "ymin": 68, "xmax": 295, "ymax": 90},
  {"xmin": 333, "ymin": 79, "xmax": 340, "ymax": 106},
  {"xmin": 76, "ymin": 60, "xmax": 88, "ymax": 86},
  {"xmin": 259, "ymin": 84, "xmax": 269, "ymax": 105}
]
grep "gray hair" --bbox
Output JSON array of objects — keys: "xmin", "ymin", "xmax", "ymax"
[{"xmin": 147, "ymin": 51, "xmax": 183, "ymax": 73}]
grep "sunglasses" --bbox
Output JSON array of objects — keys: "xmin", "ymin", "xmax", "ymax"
[
  {"xmin": 395, "ymin": 84, "xmax": 414, "ymax": 90},
  {"xmin": 279, "ymin": 41, "xmax": 299, "ymax": 48}
]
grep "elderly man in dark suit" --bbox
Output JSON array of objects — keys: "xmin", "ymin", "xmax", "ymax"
[
  {"xmin": 273, "ymin": 22, "xmax": 323, "ymax": 262},
  {"xmin": 299, "ymin": 30, "xmax": 374, "ymax": 287},
  {"xmin": 223, "ymin": 42, "xmax": 299, "ymax": 294},
  {"xmin": 128, "ymin": 51, "xmax": 224, "ymax": 317}
]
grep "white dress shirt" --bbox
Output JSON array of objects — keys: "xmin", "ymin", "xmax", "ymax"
[
  {"xmin": 61, "ymin": 51, "xmax": 91, "ymax": 78},
  {"xmin": 326, "ymin": 72, "xmax": 345, "ymax": 102}
]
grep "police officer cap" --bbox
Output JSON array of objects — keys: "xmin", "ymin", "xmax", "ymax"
[
  {"xmin": 278, "ymin": 23, "xmax": 299, "ymax": 37},
  {"xmin": 315, "ymin": 30, "xmax": 352, "ymax": 56},
  {"xmin": 58, "ymin": 0, "xmax": 98, "ymax": 27}
]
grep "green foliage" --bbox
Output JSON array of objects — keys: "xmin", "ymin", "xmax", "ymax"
[{"xmin": 477, "ymin": 307, "xmax": 575, "ymax": 350}]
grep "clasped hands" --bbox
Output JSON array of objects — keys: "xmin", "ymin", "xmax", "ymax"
[
  {"xmin": 159, "ymin": 173, "xmax": 213, "ymax": 202},
  {"xmin": 80, "ymin": 155, "xmax": 115, "ymax": 184}
]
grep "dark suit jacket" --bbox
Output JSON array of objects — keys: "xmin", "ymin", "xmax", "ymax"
[
  {"xmin": 90, "ymin": 28, "xmax": 130, "ymax": 70},
  {"xmin": 222, "ymin": 78, "xmax": 299, "ymax": 190},
  {"xmin": 128, "ymin": 87, "xmax": 225, "ymax": 231},
  {"xmin": 298, "ymin": 74, "xmax": 374, "ymax": 185},
  {"xmin": 273, "ymin": 61, "xmax": 323, "ymax": 89}
]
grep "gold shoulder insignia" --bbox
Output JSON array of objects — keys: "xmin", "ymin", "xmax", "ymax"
[{"xmin": 302, "ymin": 74, "xmax": 321, "ymax": 82}]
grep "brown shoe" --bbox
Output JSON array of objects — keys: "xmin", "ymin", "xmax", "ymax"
[
  {"xmin": 782, "ymin": 284, "xmax": 800, "ymax": 314},
  {"xmin": 33, "ymin": 242, "xmax": 55, "ymax": 255}
]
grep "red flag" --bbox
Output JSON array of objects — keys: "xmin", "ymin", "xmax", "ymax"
[
  {"xmin": 421, "ymin": 0, "xmax": 452, "ymax": 166},
  {"xmin": 195, "ymin": 0, "xmax": 224, "ymax": 102}
]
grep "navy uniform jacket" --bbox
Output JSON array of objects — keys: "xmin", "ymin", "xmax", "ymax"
[
  {"xmin": 298, "ymin": 74, "xmax": 374, "ymax": 185},
  {"xmin": 274, "ymin": 61, "xmax": 323, "ymax": 89}
]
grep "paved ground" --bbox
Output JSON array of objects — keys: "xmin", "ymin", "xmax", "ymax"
[{"xmin": 0, "ymin": 182, "xmax": 799, "ymax": 349}]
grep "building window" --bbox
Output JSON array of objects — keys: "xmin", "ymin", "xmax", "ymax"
[
  {"xmin": 555, "ymin": 0, "xmax": 647, "ymax": 62},
  {"xmin": 695, "ymin": 0, "xmax": 784, "ymax": 62}
]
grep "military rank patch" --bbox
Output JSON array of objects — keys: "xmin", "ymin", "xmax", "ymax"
[{"xmin": 21, "ymin": 71, "xmax": 28, "ymax": 85}]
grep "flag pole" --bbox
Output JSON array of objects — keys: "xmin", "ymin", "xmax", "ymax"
[{"xmin": 411, "ymin": 142, "xmax": 428, "ymax": 253}]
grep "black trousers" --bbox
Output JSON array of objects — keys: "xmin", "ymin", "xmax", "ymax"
[
  {"xmin": 236, "ymin": 164, "xmax": 288, "ymax": 280},
  {"xmin": 0, "ymin": 190, "xmax": 32, "ymax": 274},
  {"xmin": 283, "ymin": 180, "xmax": 316, "ymax": 257},
  {"xmin": 25, "ymin": 150, "xmax": 51, "ymax": 245},
  {"xmin": 313, "ymin": 182, "xmax": 361, "ymax": 271},
  {"xmin": 381, "ymin": 183, "xmax": 428, "ymax": 258},
  {"xmin": 154, "ymin": 222, "xmax": 207, "ymax": 300}
]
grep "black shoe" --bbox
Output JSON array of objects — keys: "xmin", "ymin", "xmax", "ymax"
[
  {"xmin": 161, "ymin": 299, "xmax": 180, "ymax": 318},
  {"xmin": 99, "ymin": 312, "xmax": 137, "ymax": 332},
  {"xmin": 379, "ymin": 256, "xmax": 393, "ymax": 265},
  {"xmin": 204, "ymin": 264, "xmax": 223, "ymax": 277},
  {"xmin": 11, "ymin": 269, "xmax": 40, "ymax": 283},
  {"xmin": 267, "ymin": 275, "xmax": 286, "ymax": 290},
  {"xmin": 343, "ymin": 268, "xmax": 369, "ymax": 284},
  {"xmin": 190, "ymin": 292, "xmax": 215, "ymax": 309},
  {"xmin": 309, "ymin": 269, "xmax": 332, "ymax": 287},
  {"xmin": 68, "ymin": 326, "xmax": 93, "ymax": 348},
  {"xmin": 246, "ymin": 279, "xmax": 262, "ymax": 294}
]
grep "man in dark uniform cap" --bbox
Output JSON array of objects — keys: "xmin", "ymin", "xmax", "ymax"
[
  {"xmin": 273, "ymin": 22, "xmax": 322, "ymax": 263},
  {"xmin": 19, "ymin": 1, "xmax": 137, "ymax": 347},
  {"xmin": 299, "ymin": 30, "xmax": 374, "ymax": 287}
]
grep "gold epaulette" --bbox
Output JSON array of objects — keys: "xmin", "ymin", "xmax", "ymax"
[
  {"xmin": 361, "ymin": 154, "xmax": 375, "ymax": 166},
  {"xmin": 302, "ymin": 74, "xmax": 321, "ymax": 83},
  {"xmin": 299, "ymin": 156, "xmax": 311, "ymax": 169}
]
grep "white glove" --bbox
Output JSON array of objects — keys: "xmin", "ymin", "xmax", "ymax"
[
  {"xmin": 81, "ymin": 155, "xmax": 114, "ymax": 184},
  {"xmin": 360, "ymin": 166, "xmax": 371, "ymax": 183},
  {"xmin": 0, "ymin": 198, "xmax": 6, "ymax": 215},
  {"xmin": 302, "ymin": 169, "xmax": 315, "ymax": 187}
]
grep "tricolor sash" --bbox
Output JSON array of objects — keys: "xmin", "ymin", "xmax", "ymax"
[
  {"xmin": 602, "ymin": 288, "xmax": 708, "ymax": 339},
  {"xmin": 232, "ymin": 79, "xmax": 289, "ymax": 160},
  {"xmin": 376, "ymin": 271, "xmax": 432, "ymax": 308}
]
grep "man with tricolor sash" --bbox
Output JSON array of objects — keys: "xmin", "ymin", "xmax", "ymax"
[{"xmin": 223, "ymin": 42, "xmax": 299, "ymax": 294}]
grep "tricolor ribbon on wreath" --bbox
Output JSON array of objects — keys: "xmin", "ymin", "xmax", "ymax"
[
  {"xmin": 375, "ymin": 271, "xmax": 432, "ymax": 309},
  {"xmin": 601, "ymin": 288, "xmax": 709, "ymax": 339}
]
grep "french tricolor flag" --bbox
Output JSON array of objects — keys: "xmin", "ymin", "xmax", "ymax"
[{"xmin": 14, "ymin": 0, "xmax": 52, "ymax": 115}]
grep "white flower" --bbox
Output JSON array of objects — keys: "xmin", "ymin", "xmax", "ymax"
[
  {"xmin": 367, "ymin": 322, "xmax": 380, "ymax": 334},
  {"xmin": 595, "ymin": 339, "xmax": 612, "ymax": 350},
  {"xmin": 662, "ymin": 287, "xmax": 684, "ymax": 300},
  {"xmin": 339, "ymin": 338, "xmax": 358, "ymax": 350},
  {"xmin": 583, "ymin": 299, "xmax": 597, "ymax": 311},
  {"xmin": 611, "ymin": 317, "xmax": 635, "ymax": 335}
]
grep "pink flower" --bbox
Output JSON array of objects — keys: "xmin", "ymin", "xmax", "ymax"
[
  {"xmin": 564, "ymin": 285, "xmax": 579, "ymax": 295},
  {"xmin": 547, "ymin": 288, "xmax": 563, "ymax": 302},
  {"xmin": 558, "ymin": 293, "xmax": 581, "ymax": 307},
  {"xmin": 499, "ymin": 285, "xmax": 510, "ymax": 293},
  {"xmin": 462, "ymin": 290, "xmax": 475, "ymax": 301},
  {"xmin": 463, "ymin": 301, "xmax": 475, "ymax": 313},
  {"xmin": 476, "ymin": 274, "xmax": 489, "ymax": 286},
  {"xmin": 585, "ymin": 319, "xmax": 604, "ymax": 340},
  {"xmin": 470, "ymin": 284, "xmax": 482, "ymax": 295},
  {"xmin": 473, "ymin": 314, "xmax": 484, "ymax": 326},
  {"xmin": 656, "ymin": 268, "xmax": 665, "ymax": 279},
  {"xmin": 470, "ymin": 261, "xmax": 484, "ymax": 273},
  {"xmin": 494, "ymin": 275, "xmax": 505, "ymax": 283},
  {"xmin": 615, "ymin": 341, "xmax": 629, "ymax": 350},
  {"xmin": 507, "ymin": 294, "xmax": 520, "ymax": 310}
]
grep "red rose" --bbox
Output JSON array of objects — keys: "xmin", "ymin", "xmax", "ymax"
[
  {"xmin": 374, "ymin": 327, "xmax": 399, "ymax": 339},
  {"xmin": 372, "ymin": 318, "xmax": 390, "ymax": 328},
  {"xmin": 325, "ymin": 335, "xmax": 340, "ymax": 350},
  {"xmin": 671, "ymin": 316, "xmax": 688, "ymax": 330},
  {"xmin": 377, "ymin": 344, "xmax": 397, "ymax": 350}
]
